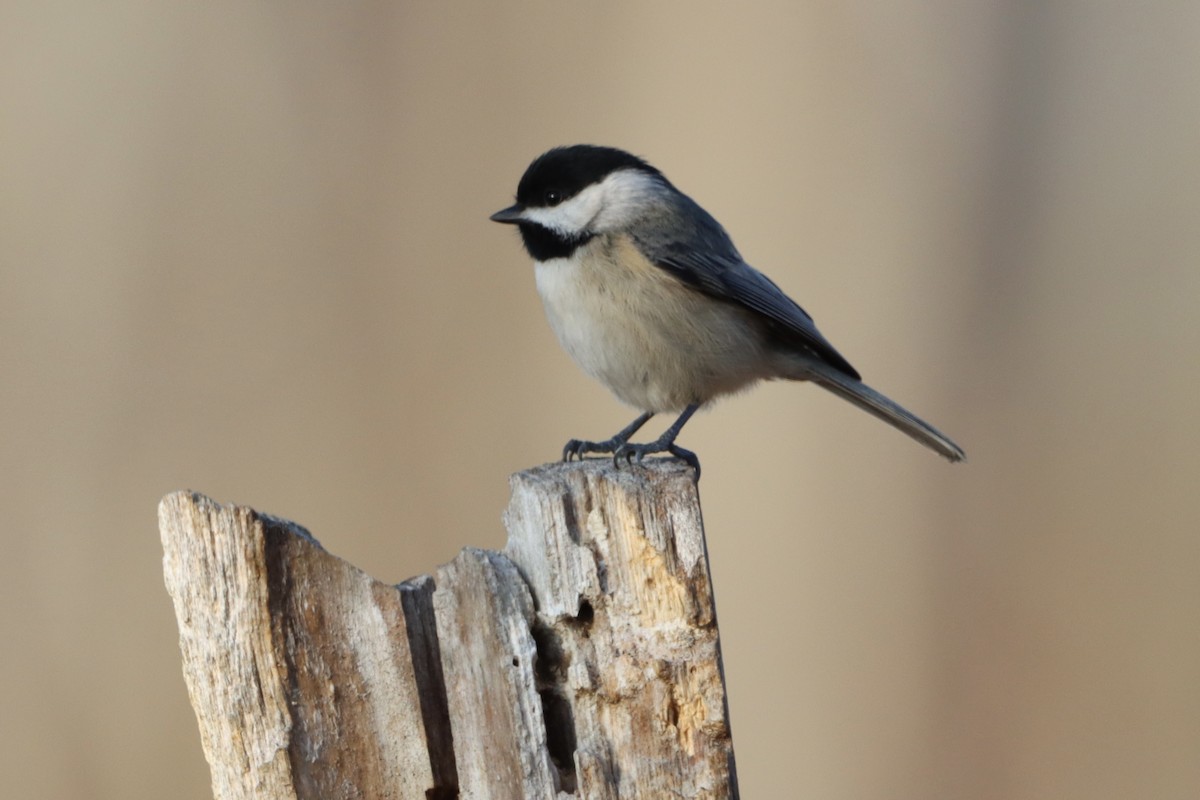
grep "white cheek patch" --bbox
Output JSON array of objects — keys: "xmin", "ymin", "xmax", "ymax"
[
  {"xmin": 588, "ymin": 169, "xmax": 660, "ymax": 232},
  {"xmin": 520, "ymin": 169, "xmax": 662, "ymax": 236},
  {"xmin": 521, "ymin": 182, "xmax": 606, "ymax": 236}
]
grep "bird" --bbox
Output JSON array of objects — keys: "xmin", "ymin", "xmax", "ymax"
[{"xmin": 490, "ymin": 145, "xmax": 965, "ymax": 477}]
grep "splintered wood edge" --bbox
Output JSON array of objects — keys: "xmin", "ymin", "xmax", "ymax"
[
  {"xmin": 501, "ymin": 459, "xmax": 737, "ymax": 799},
  {"xmin": 159, "ymin": 492, "xmax": 300, "ymax": 800},
  {"xmin": 158, "ymin": 492, "xmax": 454, "ymax": 800},
  {"xmin": 158, "ymin": 458, "xmax": 735, "ymax": 800}
]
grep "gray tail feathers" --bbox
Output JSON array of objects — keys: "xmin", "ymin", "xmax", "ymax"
[{"xmin": 805, "ymin": 362, "xmax": 966, "ymax": 463}]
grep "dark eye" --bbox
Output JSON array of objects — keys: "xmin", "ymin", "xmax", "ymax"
[{"xmin": 544, "ymin": 189, "xmax": 562, "ymax": 206}]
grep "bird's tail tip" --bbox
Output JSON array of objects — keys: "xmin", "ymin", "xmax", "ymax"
[{"xmin": 805, "ymin": 363, "xmax": 967, "ymax": 464}]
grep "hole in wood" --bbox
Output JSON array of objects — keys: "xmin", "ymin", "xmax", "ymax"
[
  {"xmin": 574, "ymin": 598, "xmax": 594, "ymax": 626},
  {"xmin": 538, "ymin": 689, "xmax": 578, "ymax": 794},
  {"xmin": 532, "ymin": 622, "xmax": 578, "ymax": 793}
]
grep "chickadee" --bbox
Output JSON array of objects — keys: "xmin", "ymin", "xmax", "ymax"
[{"xmin": 491, "ymin": 145, "xmax": 965, "ymax": 476}]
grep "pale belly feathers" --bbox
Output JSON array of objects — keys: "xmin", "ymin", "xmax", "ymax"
[{"xmin": 533, "ymin": 235, "xmax": 776, "ymax": 412}]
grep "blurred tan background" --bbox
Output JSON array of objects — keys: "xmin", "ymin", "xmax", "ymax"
[{"xmin": 3, "ymin": 2, "xmax": 1198, "ymax": 798}]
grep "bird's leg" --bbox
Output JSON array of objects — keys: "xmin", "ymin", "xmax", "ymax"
[
  {"xmin": 613, "ymin": 404, "xmax": 701, "ymax": 478},
  {"xmin": 563, "ymin": 411, "xmax": 654, "ymax": 462}
]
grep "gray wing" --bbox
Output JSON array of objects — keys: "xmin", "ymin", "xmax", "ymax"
[{"xmin": 631, "ymin": 194, "xmax": 861, "ymax": 380}]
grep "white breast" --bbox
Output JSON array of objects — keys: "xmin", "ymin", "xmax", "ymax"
[{"xmin": 533, "ymin": 236, "xmax": 772, "ymax": 412}]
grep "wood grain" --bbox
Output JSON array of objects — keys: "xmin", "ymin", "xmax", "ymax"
[{"xmin": 160, "ymin": 459, "xmax": 737, "ymax": 799}]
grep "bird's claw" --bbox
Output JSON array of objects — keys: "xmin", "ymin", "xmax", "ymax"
[
  {"xmin": 668, "ymin": 444, "xmax": 701, "ymax": 478},
  {"xmin": 563, "ymin": 438, "xmax": 620, "ymax": 462},
  {"xmin": 610, "ymin": 442, "xmax": 701, "ymax": 479}
]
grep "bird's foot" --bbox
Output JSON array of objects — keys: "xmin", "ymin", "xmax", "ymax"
[
  {"xmin": 613, "ymin": 441, "xmax": 701, "ymax": 479},
  {"xmin": 561, "ymin": 407, "xmax": 699, "ymax": 479},
  {"xmin": 563, "ymin": 411, "xmax": 655, "ymax": 462},
  {"xmin": 563, "ymin": 436, "xmax": 626, "ymax": 461}
]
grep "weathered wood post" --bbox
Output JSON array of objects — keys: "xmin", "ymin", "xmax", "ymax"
[{"xmin": 159, "ymin": 459, "xmax": 738, "ymax": 799}]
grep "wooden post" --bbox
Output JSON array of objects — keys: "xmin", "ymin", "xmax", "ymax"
[{"xmin": 159, "ymin": 460, "xmax": 738, "ymax": 800}]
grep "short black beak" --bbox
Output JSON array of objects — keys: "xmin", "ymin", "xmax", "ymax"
[{"xmin": 489, "ymin": 203, "xmax": 525, "ymax": 224}]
